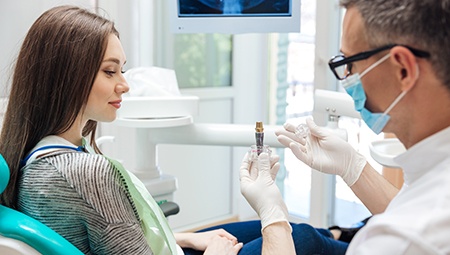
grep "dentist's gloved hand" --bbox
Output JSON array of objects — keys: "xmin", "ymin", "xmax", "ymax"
[
  {"xmin": 275, "ymin": 118, "xmax": 367, "ymax": 186},
  {"xmin": 240, "ymin": 152, "xmax": 291, "ymax": 231}
]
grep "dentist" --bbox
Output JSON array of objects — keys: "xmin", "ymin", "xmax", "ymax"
[{"xmin": 241, "ymin": 0, "xmax": 450, "ymax": 254}]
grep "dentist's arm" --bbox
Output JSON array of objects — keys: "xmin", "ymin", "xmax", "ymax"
[
  {"xmin": 262, "ymin": 221, "xmax": 295, "ymax": 254},
  {"xmin": 276, "ymin": 118, "xmax": 398, "ymax": 214},
  {"xmin": 240, "ymin": 153, "xmax": 295, "ymax": 255},
  {"xmin": 350, "ymin": 163, "xmax": 399, "ymax": 214}
]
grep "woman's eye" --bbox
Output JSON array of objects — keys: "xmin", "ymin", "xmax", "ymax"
[{"xmin": 104, "ymin": 70, "xmax": 116, "ymax": 76}]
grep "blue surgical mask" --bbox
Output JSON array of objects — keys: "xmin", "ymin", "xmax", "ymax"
[{"xmin": 341, "ymin": 53, "xmax": 409, "ymax": 134}]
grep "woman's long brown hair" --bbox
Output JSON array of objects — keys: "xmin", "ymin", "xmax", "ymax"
[{"xmin": 0, "ymin": 5, "xmax": 119, "ymax": 208}]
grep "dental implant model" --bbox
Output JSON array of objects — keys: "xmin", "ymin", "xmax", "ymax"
[
  {"xmin": 295, "ymin": 123, "xmax": 309, "ymax": 138},
  {"xmin": 255, "ymin": 121, "xmax": 264, "ymax": 155},
  {"xmin": 249, "ymin": 121, "xmax": 271, "ymax": 161}
]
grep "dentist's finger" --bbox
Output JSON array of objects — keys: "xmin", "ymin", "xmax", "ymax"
[
  {"xmin": 257, "ymin": 152, "xmax": 271, "ymax": 174},
  {"xmin": 239, "ymin": 152, "xmax": 251, "ymax": 181},
  {"xmin": 283, "ymin": 122, "xmax": 298, "ymax": 133},
  {"xmin": 276, "ymin": 128, "xmax": 306, "ymax": 145},
  {"xmin": 289, "ymin": 142, "xmax": 311, "ymax": 166},
  {"xmin": 269, "ymin": 154, "xmax": 280, "ymax": 168},
  {"xmin": 269, "ymin": 162, "xmax": 280, "ymax": 180}
]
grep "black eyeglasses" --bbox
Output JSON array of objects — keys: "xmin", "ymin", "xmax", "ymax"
[{"xmin": 328, "ymin": 44, "xmax": 431, "ymax": 80}]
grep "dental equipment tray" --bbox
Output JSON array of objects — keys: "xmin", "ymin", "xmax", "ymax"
[{"xmin": 117, "ymin": 96, "xmax": 199, "ymax": 119}]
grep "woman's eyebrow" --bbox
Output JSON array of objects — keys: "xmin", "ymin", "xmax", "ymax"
[{"xmin": 102, "ymin": 57, "xmax": 126, "ymax": 65}]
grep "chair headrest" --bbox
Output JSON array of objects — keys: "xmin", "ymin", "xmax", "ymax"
[{"xmin": 0, "ymin": 154, "xmax": 10, "ymax": 194}]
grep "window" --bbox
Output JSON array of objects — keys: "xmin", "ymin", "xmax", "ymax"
[{"xmin": 173, "ymin": 34, "xmax": 232, "ymax": 88}]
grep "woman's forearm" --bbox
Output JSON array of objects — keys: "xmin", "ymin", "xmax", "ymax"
[{"xmin": 174, "ymin": 232, "xmax": 193, "ymax": 248}]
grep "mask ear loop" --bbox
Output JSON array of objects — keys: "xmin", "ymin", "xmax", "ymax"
[
  {"xmin": 372, "ymin": 60, "xmax": 419, "ymax": 133},
  {"xmin": 372, "ymin": 88, "xmax": 409, "ymax": 132},
  {"xmin": 415, "ymin": 64, "xmax": 420, "ymax": 80},
  {"xmin": 360, "ymin": 53, "xmax": 391, "ymax": 78},
  {"xmin": 383, "ymin": 63, "xmax": 420, "ymax": 115},
  {"xmin": 359, "ymin": 53, "xmax": 392, "ymax": 132}
]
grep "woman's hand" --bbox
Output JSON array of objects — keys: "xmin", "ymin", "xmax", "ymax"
[
  {"xmin": 204, "ymin": 235, "xmax": 243, "ymax": 255},
  {"xmin": 175, "ymin": 229, "xmax": 240, "ymax": 251}
]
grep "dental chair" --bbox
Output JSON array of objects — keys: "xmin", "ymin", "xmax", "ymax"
[{"xmin": 0, "ymin": 154, "xmax": 84, "ymax": 255}]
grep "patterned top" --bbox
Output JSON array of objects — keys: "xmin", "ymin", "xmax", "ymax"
[{"xmin": 17, "ymin": 150, "xmax": 153, "ymax": 254}]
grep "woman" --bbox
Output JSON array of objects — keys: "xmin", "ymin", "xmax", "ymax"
[{"xmin": 0, "ymin": 5, "xmax": 241, "ymax": 254}]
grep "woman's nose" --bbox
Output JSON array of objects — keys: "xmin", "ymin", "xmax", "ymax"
[{"xmin": 117, "ymin": 75, "xmax": 130, "ymax": 94}]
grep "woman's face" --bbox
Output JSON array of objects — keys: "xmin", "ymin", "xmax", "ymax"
[{"xmin": 85, "ymin": 34, "xmax": 129, "ymax": 123}]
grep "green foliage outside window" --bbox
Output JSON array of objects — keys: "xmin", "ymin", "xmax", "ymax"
[{"xmin": 174, "ymin": 34, "xmax": 232, "ymax": 88}]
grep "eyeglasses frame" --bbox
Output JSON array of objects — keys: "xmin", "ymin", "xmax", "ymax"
[{"xmin": 328, "ymin": 44, "xmax": 431, "ymax": 80}]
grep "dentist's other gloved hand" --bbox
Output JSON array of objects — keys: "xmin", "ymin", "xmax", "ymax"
[
  {"xmin": 240, "ymin": 152, "xmax": 291, "ymax": 231},
  {"xmin": 275, "ymin": 118, "xmax": 367, "ymax": 186}
]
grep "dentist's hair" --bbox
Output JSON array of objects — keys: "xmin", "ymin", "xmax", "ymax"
[
  {"xmin": 0, "ymin": 5, "xmax": 118, "ymax": 208},
  {"xmin": 340, "ymin": 0, "xmax": 450, "ymax": 89}
]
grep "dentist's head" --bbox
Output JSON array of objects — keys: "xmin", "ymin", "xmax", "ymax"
[{"xmin": 330, "ymin": 0, "xmax": 450, "ymax": 148}]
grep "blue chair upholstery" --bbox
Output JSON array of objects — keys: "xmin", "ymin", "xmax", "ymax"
[{"xmin": 0, "ymin": 154, "xmax": 83, "ymax": 255}]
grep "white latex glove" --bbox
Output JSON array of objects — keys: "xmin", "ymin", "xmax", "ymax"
[
  {"xmin": 275, "ymin": 118, "xmax": 366, "ymax": 186},
  {"xmin": 240, "ymin": 152, "xmax": 291, "ymax": 231}
]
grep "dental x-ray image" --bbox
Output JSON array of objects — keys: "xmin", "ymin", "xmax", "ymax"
[{"xmin": 179, "ymin": 0, "xmax": 290, "ymax": 16}]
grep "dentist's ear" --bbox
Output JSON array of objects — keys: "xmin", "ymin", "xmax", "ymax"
[{"xmin": 391, "ymin": 46, "xmax": 420, "ymax": 91}]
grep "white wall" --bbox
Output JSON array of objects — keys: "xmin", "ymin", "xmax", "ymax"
[{"xmin": 0, "ymin": 0, "xmax": 95, "ymax": 97}]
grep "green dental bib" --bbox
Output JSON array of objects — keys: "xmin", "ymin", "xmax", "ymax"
[{"xmin": 106, "ymin": 157, "xmax": 178, "ymax": 254}]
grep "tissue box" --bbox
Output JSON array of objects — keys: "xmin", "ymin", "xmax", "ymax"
[{"xmin": 117, "ymin": 96, "xmax": 199, "ymax": 119}]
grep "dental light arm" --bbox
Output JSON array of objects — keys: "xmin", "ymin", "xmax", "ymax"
[
  {"xmin": 313, "ymin": 89, "xmax": 361, "ymax": 141},
  {"xmin": 145, "ymin": 123, "xmax": 283, "ymax": 148},
  {"xmin": 314, "ymin": 89, "xmax": 361, "ymax": 120}
]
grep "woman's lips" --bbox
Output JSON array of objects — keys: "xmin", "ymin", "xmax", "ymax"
[{"xmin": 109, "ymin": 100, "xmax": 122, "ymax": 109}]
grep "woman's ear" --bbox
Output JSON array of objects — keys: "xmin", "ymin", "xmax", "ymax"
[{"xmin": 390, "ymin": 46, "xmax": 420, "ymax": 91}]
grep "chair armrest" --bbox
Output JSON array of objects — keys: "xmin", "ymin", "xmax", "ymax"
[
  {"xmin": 158, "ymin": 201, "xmax": 180, "ymax": 217},
  {"xmin": 0, "ymin": 206, "xmax": 83, "ymax": 255}
]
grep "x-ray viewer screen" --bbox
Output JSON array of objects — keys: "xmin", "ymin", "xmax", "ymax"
[{"xmin": 179, "ymin": 0, "xmax": 291, "ymax": 16}]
